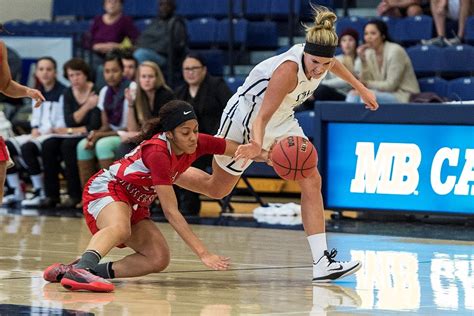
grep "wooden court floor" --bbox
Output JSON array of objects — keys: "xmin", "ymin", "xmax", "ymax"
[{"xmin": 0, "ymin": 213, "xmax": 473, "ymax": 315}]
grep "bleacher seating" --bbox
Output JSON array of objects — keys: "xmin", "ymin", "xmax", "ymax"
[
  {"xmin": 211, "ymin": 0, "xmax": 243, "ymax": 18},
  {"xmin": 295, "ymin": 111, "xmax": 316, "ymax": 143},
  {"xmin": 395, "ymin": 15, "xmax": 433, "ymax": 45},
  {"xmin": 440, "ymin": 45, "xmax": 474, "ymax": 75},
  {"xmin": 447, "ymin": 77, "xmax": 474, "ymax": 101},
  {"xmin": 270, "ymin": 0, "xmax": 301, "ymax": 20},
  {"xmin": 243, "ymin": 0, "xmax": 272, "ymax": 20},
  {"xmin": 225, "ymin": 76, "xmax": 246, "ymax": 93},
  {"xmin": 187, "ymin": 18, "xmax": 218, "ymax": 48},
  {"xmin": 466, "ymin": 17, "xmax": 474, "ymax": 45},
  {"xmin": 336, "ymin": 16, "xmax": 368, "ymax": 39},
  {"xmin": 216, "ymin": 19, "xmax": 249, "ymax": 47},
  {"xmin": 407, "ymin": 45, "xmax": 443, "ymax": 76},
  {"xmin": 123, "ymin": 1, "xmax": 157, "ymax": 19},
  {"xmin": 247, "ymin": 21, "xmax": 279, "ymax": 49},
  {"xmin": 53, "ymin": 0, "xmax": 158, "ymax": 19},
  {"xmin": 418, "ymin": 77, "xmax": 449, "ymax": 97},
  {"xmin": 135, "ymin": 19, "xmax": 153, "ymax": 32}
]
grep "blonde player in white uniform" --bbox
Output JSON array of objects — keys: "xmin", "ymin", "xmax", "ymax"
[{"xmin": 176, "ymin": 6, "xmax": 379, "ymax": 282}]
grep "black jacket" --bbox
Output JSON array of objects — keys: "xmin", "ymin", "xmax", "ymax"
[{"xmin": 175, "ymin": 74, "xmax": 232, "ymax": 135}]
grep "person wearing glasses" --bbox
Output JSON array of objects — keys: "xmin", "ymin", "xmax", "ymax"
[{"xmin": 174, "ymin": 53, "xmax": 232, "ymax": 215}]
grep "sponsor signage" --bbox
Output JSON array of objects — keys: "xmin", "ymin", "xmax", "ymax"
[{"xmin": 324, "ymin": 123, "xmax": 474, "ymax": 214}]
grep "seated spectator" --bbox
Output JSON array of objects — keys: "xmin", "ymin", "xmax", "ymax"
[
  {"xmin": 346, "ymin": 20, "xmax": 420, "ymax": 103},
  {"xmin": 76, "ymin": 52, "xmax": 130, "ymax": 190},
  {"xmin": 117, "ymin": 61, "xmax": 175, "ymax": 157},
  {"xmin": 377, "ymin": 0, "xmax": 425, "ymax": 17},
  {"xmin": 120, "ymin": 49, "xmax": 138, "ymax": 81},
  {"xmin": 41, "ymin": 58, "xmax": 101, "ymax": 208},
  {"xmin": 421, "ymin": 0, "xmax": 473, "ymax": 46},
  {"xmin": 318, "ymin": 28, "xmax": 362, "ymax": 101},
  {"xmin": 134, "ymin": 0, "xmax": 187, "ymax": 75},
  {"xmin": 174, "ymin": 52, "xmax": 232, "ymax": 215},
  {"xmin": 89, "ymin": 0, "xmax": 139, "ymax": 66},
  {"xmin": 3, "ymin": 57, "xmax": 66, "ymax": 207}
]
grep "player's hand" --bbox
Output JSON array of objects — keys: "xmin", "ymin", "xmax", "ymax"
[
  {"xmin": 27, "ymin": 88, "xmax": 45, "ymax": 108},
  {"xmin": 200, "ymin": 252, "xmax": 230, "ymax": 271},
  {"xmin": 358, "ymin": 87, "xmax": 379, "ymax": 111},
  {"xmin": 234, "ymin": 140, "xmax": 261, "ymax": 167}
]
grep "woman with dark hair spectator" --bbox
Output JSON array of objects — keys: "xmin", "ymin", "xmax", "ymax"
[
  {"xmin": 174, "ymin": 52, "xmax": 232, "ymax": 215},
  {"xmin": 41, "ymin": 58, "xmax": 101, "ymax": 208},
  {"xmin": 3, "ymin": 57, "xmax": 66, "ymax": 207},
  {"xmin": 346, "ymin": 20, "xmax": 419, "ymax": 103},
  {"xmin": 117, "ymin": 61, "xmax": 175, "ymax": 157},
  {"xmin": 76, "ymin": 52, "xmax": 130, "ymax": 191}
]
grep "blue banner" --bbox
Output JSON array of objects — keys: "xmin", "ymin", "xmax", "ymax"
[{"xmin": 324, "ymin": 123, "xmax": 474, "ymax": 214}]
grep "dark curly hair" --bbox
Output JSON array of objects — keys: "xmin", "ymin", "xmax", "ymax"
[{"xmin": 133, "ymin": 100, "xmax": 195, "ymax": 143}]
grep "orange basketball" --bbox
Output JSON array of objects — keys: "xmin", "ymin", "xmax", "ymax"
[{"xmin": 270, "ymin": 136, "xmax": 318, "ymax": 181}]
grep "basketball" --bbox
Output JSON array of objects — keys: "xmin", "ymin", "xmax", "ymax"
[{"xmin": 270, "ymin": 136, "xmax": 318, "ymax": 181}]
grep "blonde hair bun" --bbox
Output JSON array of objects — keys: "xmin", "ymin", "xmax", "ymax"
[{"xmin": 304, "ymin": 5, "xmax": 338, "ymax": 47}]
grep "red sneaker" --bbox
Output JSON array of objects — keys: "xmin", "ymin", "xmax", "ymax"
[
  {"xmin": 61, "ymin": 268, "xmax": 114, "ymax": 292},
  {"xmin": 43, "ymin": 259, "xmax": 79, "ymax": 283}
]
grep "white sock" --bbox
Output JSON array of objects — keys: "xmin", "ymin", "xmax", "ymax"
[
  {"xmin": 30, "ymin": 174, "xmax": 44, "ymax": 194},
  {"xmin": 307, "ymin": 233, "xmax": 328, "ymax": 262},
  {"xmin": 6, "ymin": 173, "xmax": 24, "ymax": 198}
]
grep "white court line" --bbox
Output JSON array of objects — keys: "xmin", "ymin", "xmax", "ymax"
[{"xmin": 0, "ymin": 246, "xmax": 311, "ymax": 269}]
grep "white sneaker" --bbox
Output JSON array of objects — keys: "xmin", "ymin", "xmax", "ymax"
[
  {"xmin": 311, "ymin": 284, "xmax": 362, "ymax": 314},
  {"xmin": 2, "ymin": 193, "xmax": 21, "ymax": 205},
  {"xmin": 21, "ymin": 195, "xmax": 44, "ymax": 207},
  {"xmin": 312, "ymin": 249, "xmax": 362, "ymax": 283}
]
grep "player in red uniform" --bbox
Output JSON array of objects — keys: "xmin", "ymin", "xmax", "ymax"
[
  {"xmin": 43, "ymin": 100, "xmax": 264, "ymax": 292},
  {"xmin": 0, "ymin": 25, "xmax": 45, "ymax": 201}
]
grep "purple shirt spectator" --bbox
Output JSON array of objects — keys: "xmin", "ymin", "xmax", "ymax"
[{"xmin": 90, "ymin": 15, "xmax": 139, "ymax": 47}]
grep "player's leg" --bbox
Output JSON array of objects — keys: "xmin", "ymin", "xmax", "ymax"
[
  {"xmin": 175, "ymin": 158, "xmax": 241, "ymax": 199},
  {"xmin": 176, "ymin": 115, "xmax": 247, "ymax": 199},
  {"xmin": 298, "ymin": 170, "xmax": 361, "ymax": 283},
  {"xmin": 94, "ymin": 219, "xmax": 171, "ymax": 278},
  {"xmin": 59, "ymin": 201, "xmax": 132, "ymax": 292},
  {"xmin": 0, "ymin": 161, "xmax": 6, "ymax": 201}
]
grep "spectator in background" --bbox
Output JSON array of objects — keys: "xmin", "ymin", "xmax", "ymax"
[
  {"xmin": 174, "ymin": 53, "xmax": 232, "ymax": 215},
  {"xmin": 88, "ymin": 0, "xmax": 139, "ymax": 87},
  {"xmin": 3, "ymin": 57, "xmax": 66, "ymax": 207},
  {"xmin": 117, "ymin": 61, "xmax": 175, "ymax": 157},
  {"xmin": 377, "ymin": 0, "xmax": 425, "ymax": 17},
  {"xmin": 89, "ymin": 0, "xmax": 139, "ymax": 65},
  {"xmin": 346, "ymin": 20, "xmax": 419, "ymax": 103},
  {"xmin": 421, "ymin": 0, "xmax": 472, "ymax": 46},
  {"xmin": 41, "ymin": 58, "xmax": 101, "ymax": 208},
  {"xmin": 76, "ymin": 52, "xmax": 130, "ymax": 192},
  {"xmin": 120, "ymin": 49, "xmax": 138, "ymax": 81},
  {"xmin": 314, "ymin": 28, "xmax": 362, "ymax": 101},
  {"xmin": 134, "ymin": 0, "xmax": 187, "ymax": 79}
]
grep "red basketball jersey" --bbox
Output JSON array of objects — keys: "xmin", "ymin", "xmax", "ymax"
[{"xmin": 106, "ymin": 133, "xmax": 226, "ymax": 206}]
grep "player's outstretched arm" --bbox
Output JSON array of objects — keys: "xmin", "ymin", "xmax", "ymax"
[
  {"xmin": 330, "ymin": 59, "xmax": 378, "ymax": 111},
  {"xmin": 155, "ymin": 184, "xmax": 230, "ymax": 270},
  {"xmin": 0, "ymin": 42, "xmax": 45, "ymax": 107}
]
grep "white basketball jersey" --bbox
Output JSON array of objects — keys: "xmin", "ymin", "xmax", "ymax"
[{"xmin": 222, "ymin": 44, "xmax": 326, "ymax": 129}]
